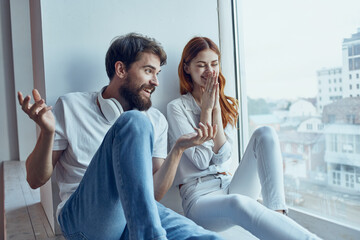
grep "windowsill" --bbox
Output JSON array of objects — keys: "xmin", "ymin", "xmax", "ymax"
[{"xmin": 288, "ymin": 207, "xmax": 360, "ymax": 240}]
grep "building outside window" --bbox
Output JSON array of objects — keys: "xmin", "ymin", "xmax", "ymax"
[{"xmin": 241, "ymin": 0, "xmax": 360, "ymax": 230}]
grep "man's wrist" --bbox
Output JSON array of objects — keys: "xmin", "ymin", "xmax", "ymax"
[
  {"xmin": 173, "ymin": 141, "xmax": 186, "ymax": 155},
  {"xmin": 41, "ymin": 129, "xmax": 55, "ymax": 137}
]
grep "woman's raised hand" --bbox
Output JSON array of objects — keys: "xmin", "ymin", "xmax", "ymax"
[
  {"xmin": 18, "ymin": 89, "xmax": 55, "ymax": 134},
  {"xmin": 201, "ymin": 70, "xmax": 219, "ymax": 112}
]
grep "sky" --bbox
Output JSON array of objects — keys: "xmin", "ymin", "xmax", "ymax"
[{"xmin": 241, "ymin": 0, "xmax": 360, "ymax": 100}]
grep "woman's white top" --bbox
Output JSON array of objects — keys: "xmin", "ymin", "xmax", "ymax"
[{"xmin": 167, "ymin": 92, "xmax": 236, "ymax": 186}]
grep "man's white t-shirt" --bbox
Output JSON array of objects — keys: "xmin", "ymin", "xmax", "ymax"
[{"xmin": 52, "ymin": 90, "xmax": 168, "ymax": 218}]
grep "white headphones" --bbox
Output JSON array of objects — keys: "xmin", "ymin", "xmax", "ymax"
[{"xmin": 97, "ymin": 87, "xmax": 124, "ymax": 123}]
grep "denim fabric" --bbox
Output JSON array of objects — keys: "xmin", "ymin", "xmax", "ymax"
[{"xmin": 58, "ymin": 110, "xmax": 223, "ymax": 240}]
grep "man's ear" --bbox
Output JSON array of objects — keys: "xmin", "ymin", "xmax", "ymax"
[
  {"xmin": 115, "ymin": 61, "xmax": 127, "ymax": 79},
  {"xmin": 184, "ymin": 63, "xmax": 190, "ymax": 74}
]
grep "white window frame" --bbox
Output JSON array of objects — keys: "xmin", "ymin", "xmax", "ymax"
[{"xmin": 228, "ymin": 0, "xmax": 360, "ymax": 239}]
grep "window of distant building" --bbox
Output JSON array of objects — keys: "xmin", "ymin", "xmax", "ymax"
[
  {"xmin": 328, "ymin": 114, "xmax": 336, "ymax": 123},
  {"xmin": 329, "ymin": 87, "xmax": 332, "ymax": 92},
  {"xmin": 340, "ymin": 78, "xmax": 342, "ymax": 82},
  {"xmin": 355, "ymin": 57, "xmax": 360, "ymax": 70},
  {"xmin": 317, "ymin": 124, "xmax": 324, "ymax": 130},
  {"xmin": 357, "ymin": 84, "xmax": 359, "ymax": 89},
  {"xmin": 298, "ymin": 144, "xmax": 304, "ymax": 154},
  {"xmin": 329, "ymin": 79, "xmax": 331, "ymax": 84},
  {"xmin": 357, "ymin": 73, "xmax": 359, "ymax": 79},
  {"xmin": 350, "ymin": 84, "xmax": 353, "ymax": 90},
  {"xmin": 285, "ymin": 143, "xmax": 291, "ymax": 153},
  {"xmin": 347, "ymin": 114, "xmax": 356, "ymax": 124},
  {"xmin": 334, "ymin": 87, "xmax": 337, "ymax": 92},
  {"xmin": 306, "ymin": 123, "xmax": 313, "ymax": 130},
  {"xmin": 334, "ymin": 79, "xmax": 337, "ymax": 83},
  {"xmin": 340, "ymin": 87, "xmax": 342, "ymax": 91},
  {"xmin": 354, "ymin": 44, "xmax": 360, "ymax": 55},
  {"xmin": 349, "ymin": 74, "xmax": 352, "ymax": 79}
]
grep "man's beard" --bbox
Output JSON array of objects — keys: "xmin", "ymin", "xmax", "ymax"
[{"xmin": 119, "ymin": 77, "xmax": 154, "ymax": 111}]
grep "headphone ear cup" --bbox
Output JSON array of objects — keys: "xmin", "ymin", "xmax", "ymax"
[
  {"xmin": 101, "ymin": 100, "xmax": 120, "ymax": 122},
  {"xmin": 98, "ymin": 91, "xmax": 122, "ymax": 122}
]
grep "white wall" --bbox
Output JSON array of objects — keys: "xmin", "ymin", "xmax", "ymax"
[
  {"xmin": 39, "ymin": 0, "xmax": 220, "ymax": 114},
  {"xmin": 0, "ymin": 0, "xmax": 19, "ymax": 161}
]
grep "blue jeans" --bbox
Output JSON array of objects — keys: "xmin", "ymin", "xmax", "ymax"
[{"xmin": 58, "ymin": 110, "xmax": 222, "ymax": 240}]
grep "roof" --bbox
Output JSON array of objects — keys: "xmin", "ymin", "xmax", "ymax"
[
  {"xmin": 278, "ymin": 130, "xmax": 324, "ymax": 144},
  {"xmin": 324, "ymin": 124, "xmax": 360, "ymax": 134},
  {"xmin": 249, "ymin": 114, "xmax": 282, "ymax": 125}
]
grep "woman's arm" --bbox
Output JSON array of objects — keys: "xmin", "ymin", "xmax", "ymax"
[{"xmin": 167, "ymin": 102, "xmax": 216, "ymax": 170}]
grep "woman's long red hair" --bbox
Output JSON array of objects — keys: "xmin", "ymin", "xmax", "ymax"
[{"xmin": 178, "ymin": 37, "xmax": 238, "ymax": 128}]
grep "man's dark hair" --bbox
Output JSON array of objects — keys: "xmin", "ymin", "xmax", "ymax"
[{"xmin": 105, "ymin": 33, "xmax": 167, "ymax": 80}]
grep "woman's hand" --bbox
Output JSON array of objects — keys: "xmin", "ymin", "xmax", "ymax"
[
  {"xmin": 200, "ymin": 70, "xmax": 219, "ymax": 113},
  {"xmin": 18, "ymin": 89, "xmax": 55, "ymax": 134},
  {"xmin": 175, "ymin": 122, "xmax": 218, "ymax": 152},
  {"xmin": 213, "ymin": 73, "xmax": 221, "ymax": 112}
]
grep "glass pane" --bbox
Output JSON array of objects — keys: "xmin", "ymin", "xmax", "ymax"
[{"xmin": 241, "ymin": 0, "xmax": 360, "ymax": 229}]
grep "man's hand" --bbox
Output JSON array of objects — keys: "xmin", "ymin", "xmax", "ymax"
[
  {"xmin": 176, "ymin": 122, "xmax": 218, "ymax": 152},
  {"xmin": 18, "ymin": 89, "xmax": 55, "ymax": 134}
]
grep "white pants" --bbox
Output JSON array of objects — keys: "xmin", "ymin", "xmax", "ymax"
[{"xmin": 180, "ymin": 126, "xmax": 321, "ymax": 240}]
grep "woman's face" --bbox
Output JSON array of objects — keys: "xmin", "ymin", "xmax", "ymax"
[{"xmin": 184, "ymin": 49, "xmax": 219, "ymax": 89}]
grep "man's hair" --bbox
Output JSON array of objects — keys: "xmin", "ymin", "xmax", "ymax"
[{"xmin": 105, "ymin": 33, "xmax": 167, "ymax": 80}]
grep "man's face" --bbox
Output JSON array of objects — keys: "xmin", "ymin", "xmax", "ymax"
[{"xmin": 119, "ymin": 52, "xmax": 161, "ymax": 111}]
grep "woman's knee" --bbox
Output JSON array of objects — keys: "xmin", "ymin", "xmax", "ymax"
[
  {"xmin": 253, "ymin": 126, "xmax": 278, "ymax": 145},
  {"xmin": 227, "ymin": 194, "xmax": 255, "ymax": 214}
]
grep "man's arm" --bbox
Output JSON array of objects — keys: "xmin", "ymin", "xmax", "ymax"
[
  {"xmin": 18, "ymin": 90, "xmax": 60, "ymax": 189},
  {"xmin": 152, "ymin": 123, "xmax": 217, "ymax": 201}
]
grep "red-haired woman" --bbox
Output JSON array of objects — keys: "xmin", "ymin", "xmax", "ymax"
[{"xmin": 167, "ymin": 37, "xmax": 320, "ymax": 240}]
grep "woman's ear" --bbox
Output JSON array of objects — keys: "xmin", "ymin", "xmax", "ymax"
[
  {"xmin": 115, "ymin": 61, "xmax": 127, "ymax": 79},
  {"xmin": 184, "ymin": 63, "xmax": 190, "ymax": 74}
]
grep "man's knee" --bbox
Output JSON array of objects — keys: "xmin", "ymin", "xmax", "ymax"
[{"xmin": 114, "ymin": 110, "xmax": 153, "ymax": 136}]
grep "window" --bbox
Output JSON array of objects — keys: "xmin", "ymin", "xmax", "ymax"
[
  {"xmin": 241, "ymin": 0, "xmax": 360, "ymax": 230},
  {"xmin": 355, "ymin": 57, "xmax": 360, "ymax": 70},
  {"xmin": 306, "ymin": 123, "xmax": 312, "ymax": 130},
  {"xmin": 347, "ymin": 114, "xmax": 356, "ymax": 124},
  {"xmin": 357, "ymin": 84, "xmax": 359, "ymax": 89},
  {"xmin": 355, "ymin": 44, "xmax": 360, "ymax": 55},
  {"xmin": 349, "ymin": 59, "xmax": 354, "ymax": 70}
]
